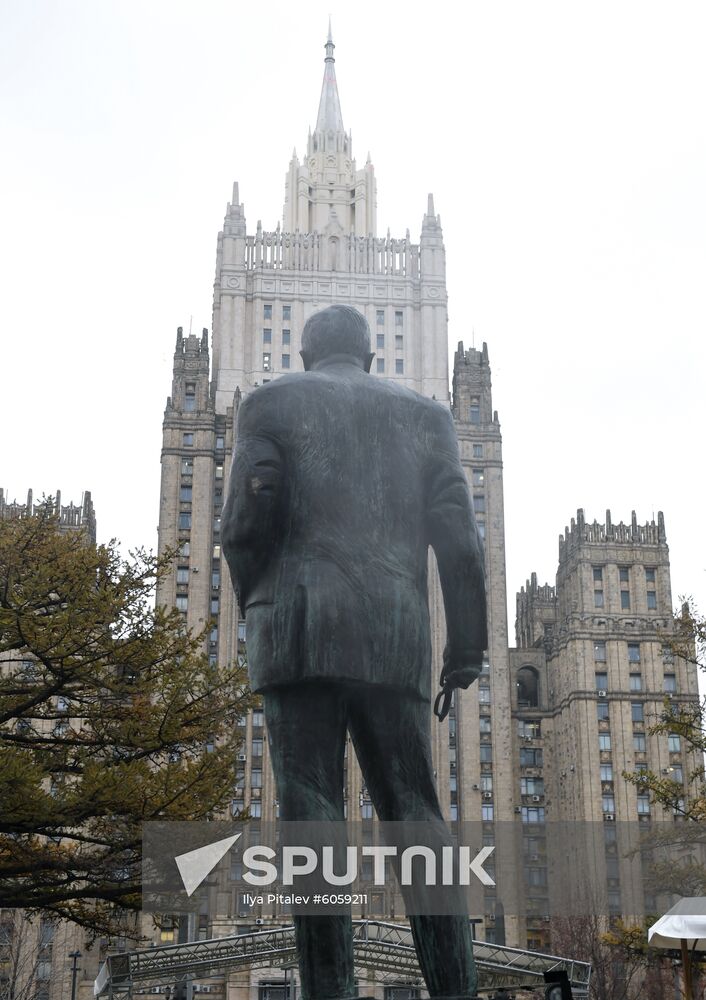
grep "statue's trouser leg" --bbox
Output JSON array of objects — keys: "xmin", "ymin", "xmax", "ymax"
[
  {"xmin": 347, "ymin": 687, "xmax": 477, "ymax": 999},
  {"xmin": 263, "ymin": 684, "xmax": 355, "ymax": 1000}
]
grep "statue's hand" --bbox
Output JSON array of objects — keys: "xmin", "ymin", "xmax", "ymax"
[
  {"xmin": 440, "ymin": 665, "xmax": 481, "ymax": 690},
  {"xmin": 434, "ymin": 651, "xmax": 483, "ymax": 720}
]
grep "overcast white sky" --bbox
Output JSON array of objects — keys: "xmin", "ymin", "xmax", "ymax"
[{"xmin": 2, "ymin": 1, "xmax": 705, "ymax": 632}]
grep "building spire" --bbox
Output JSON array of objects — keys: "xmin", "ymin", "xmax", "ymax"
[{"xmin": 316, "ymin": 20, "xmax": 344, "ymax": 134}]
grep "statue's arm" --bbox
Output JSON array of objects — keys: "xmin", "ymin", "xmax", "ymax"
[
  {"xmin": 222, "ymin": 398, "xmax": 284, "ymax": 608},
  {"xmin": 425, "ymin": 405, "xmax": 488, "ymax": 686}
]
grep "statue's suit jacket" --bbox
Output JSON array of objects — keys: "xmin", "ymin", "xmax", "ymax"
[{"xmin": 222, "ymin": 361, "xmax": 487, "ymax": 702}]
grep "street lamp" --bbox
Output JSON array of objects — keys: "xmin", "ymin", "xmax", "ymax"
[{"xmin": 69, "ymin": 951, "xmax": 81, "ymax": 1000}]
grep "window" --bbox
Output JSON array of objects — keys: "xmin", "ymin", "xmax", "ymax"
[
  {"xmin": 522, "ymin": 807, "xmax": 545, "ymax": 824},
  {"xmin": 481, "ymin": 774, "xmax": 493, "ymax": 792},
  {"xmin": 395, "ymin": 334, "xmax": 403, "ymax": 349},
  {"xmin": 520, "ymin": 748, "xmax": 543, "ymax": 767},
  {"xmin": 480, "ymin": 744, "xmax": 493, "ymax": 763},
  {"xmin": 629, "ymin": 674, "xmax": 642, "ymax": 691},
  {"xmin": 263, "ymin": 352, "xmax": 271, "ymax": 371},
  {"xmin": 481, "ymin": 805, "xmax": 494, "ymax": 821},
  {"xmin": 251, "ymin": 739, "xmax": 263, "ymax": 757},
  {"xmin": 264, "ymin": 304, "xmax": 272, "ymax": 320},
  {"xmin": 668, "ymin": 734, "xmax": 681, "ymax": 753},
  {"xmin": 470, "ymin": 402, "xmax": 480, "ymax": 424},
  {"xmin": 176, "ymin": 567, "xmax": 189, "ymax": 584},
  {"xmin": 602, "ymin": 795, "xmax": 615, "ymax": 813},
  {"xmin": 594, "ymin": 641, "xmax": 607, "ymax": 661},
  {"xmin": 619, "ymin": 567, "xmax": 630, "ymax": 583},
  {"xmin": 283, "ymin": 305, "xmax": 291, "ymax": 321},
  {"xmin": 599, "ymin": 734, "xmax": 612, "ymax": 751},
  {"xmin": 216, "ymin": 435, "xmax": 225, "ymax": 450},
  {"xmin": 479, "ymin": 715, "xmax": 491, "ymax": 733},
  {"xmin": 520, "ymin": 777, "xmax": 544, "ymax": 796},
  {"xmin": 473, "ymin": 495, "xmax": 485, "ymax": 514},
  {"xmin": 180, "ymin": 486, "xmax": 192, "ymax": 502},
  {"xmin": 179, "ymin": 512, "xmax": 191, "ymax": 530},
  {"xmin": 376, "ymin": 358, "xmax": 385, "ymax": 373},
  {"xmin": 593, "ymin": 567, "xmax": 603, "ymax": 582},
  {"xmin": 631, "ymin": 703, "xmax": 644, "ymax": 723},
  {"xmin": 621, "ymin": 591, "xmax": 631, "ymax": 609},
  {"xmin": 263, "ymin": 328, "xmax": 272, "ymax": 343},
  {"xmin": 478, "ymin": 686, "xmax": 490, "ymax": 703},
  {"xmin": 211, "ymin": 570, "xmax": 220, "ymax": 589},
  {"xmin": 215, "ymin": 463, "xmax": 223, "ymax": 480},
  {"xmin": 213, "ymin": 543, "xmax": 221, "ymax": 559},
  {"xmin": 251, "ymin": 769, "xmax": 262, "ymax": 788},
  {"xmin": 671, "ymin": 765, "xmax": 684, "ymax": 783},
  {"xmin": 477, "ymin": 522, "xmax": 486, "ymax": 541},
  {"xmin": 395, "ymin": 311, "xmax": 403, "ymax": 327},
  {"xmin": 645, "ymin": 567, "xmax": 655, "ymax": 583},
  {"xmin": 376, "ymin": 334, "xmax": 384, "ymax": 349},
  {"xmin": 601, "ymin": 764, "xmax": 613, "ymax": 781},
  {"xmin": 595, "ymin": 673, "xmax": 608, "ymax": 691},
  {"xmin": 210, "ymin": 597, "xmax": 219, "ymax": 615},
  {"xmin": 395, "ymin": 359, "xmax": 404, "ymax": 374},
  {"xmin": 361, "ymin": 802, "xmax": 373, "ymax": 819},
  {"xmin": 597, "ymin": 703, "xmax": 609, "ymax": 721},
  {"xmin": 179, "ymin": 541, "xmax": 190, "ymax": 557},
  {"xmin": 594, "ymin": 590, "xmax": 604, "ymax": 608},
  {"xmin": 181, "ymin": 458, "xmax": 193, "ymax": 475},
  {"xmin": 664, "ymin": 674, "xmax": 677, "ymax": 693},
  {"xmin": 250, "ymin": 801, "xmax": 262, "ymax": 818},
  {"xmin": 662, "ymin": 644, "xmax": 674, "ymax": 665},
  {"xmin": 633, "ymin": 733, "xmax": 646, "ymax": 752},
  {"xmin": 472, "ymin": 469, "xmax": 485, "ymax": 487},
  {"xmin": 473, "ymin": 444, "xmax": 483, "ymax": 458},
  {"xmin": 627, "ymin": 643, "xmax": 640, "ymax": 663},
  {"xmin": 637, "ymin": 795, "xmax": 650, "ymax": 815},
  {"xmin": 376, "ymin": 310, "xmax": 385, "ymax": 325},
  {"xmin": 252, "ymin": 710, "xmax": 264, "ymax": 728},
  {"xmin": 184, "ymin": 383, "xmax": 196, "ymax": 411},
  {"xmin": 183, "ymin": 433, "xmax": 194, "ymax": 447},
  {"xmin": 282, "ymin": 354, "xmax": 290, "ymax": 369},
  {"xmin": 282, "ymin": 329, "xmax": 290, "ymax": 345},
  {"xmin": 519, "ymin": 720, "xmax": 541, "ymax": 738},
  {"xmin": 237, "ymin": 621, "xmax": 246, "ymax": 641},
  {"xmin": 646, "ymin": 591, "xmax": 657, "ymax": 610},
  {"xmin": 176, "ymin": 595, "xmax": 188, "ymax": 612}
]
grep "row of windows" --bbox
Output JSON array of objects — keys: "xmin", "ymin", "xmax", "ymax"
[
  {"xmin": 595, "ymin": 672, "xmax": 677, "ymax": 692},
  {"xmin": 594, "ymin": 566, "xmax": 658, "ymax": 610},
  {"xmin": 376, "ymin": 333, "xmax": 405, "ymax": 350},
  {"xmin": 263, "ymin": 328, "xmax": 291, "ymax": 345},
  {"xmin": 376, "ymin": 309, "xmax": 404, "ymax": 326},
  {"xmin": 594, "ymin": 566, "xmax": 657, "ymax": 583},
  {"xmin": 599, "ymin": 733, "xmax": 681, "ymax": 752},
  {"xmin": 593, "ymin": 641, "xmax": 669, "ymax": 663},
  {"xmin": 180, "ymin": 436, "xmax": 225, "ymax": 451},
  {"xmin": 263, "ymin": 304, "xmax": 291, "ymax": 322},
  {"xmin": 377, "ymin": 358, "xmax": 405, "ymax": 374},
  {"xmin": 597, "ymin": 702, "xmax": 647, "ymax": 722}
]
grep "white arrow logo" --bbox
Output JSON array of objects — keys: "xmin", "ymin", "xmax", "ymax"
[{"xmin": 175, "ymin": 833, "xmax": 242, "ymax": 897}]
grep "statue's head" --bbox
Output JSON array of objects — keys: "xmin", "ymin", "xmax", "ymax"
[{"xmin": 300, "ymin": 305, "xmax": 374, "ymax": 372}]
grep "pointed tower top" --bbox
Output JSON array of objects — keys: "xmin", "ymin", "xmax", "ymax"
[{"xmin": 316, "ymin": 21, "xmax": 344, "ymax": 134}]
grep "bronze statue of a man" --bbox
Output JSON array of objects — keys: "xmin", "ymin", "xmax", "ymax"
[{"xmin": 222, "ymin": 305, "xmax": 487, "ymax": 1000}]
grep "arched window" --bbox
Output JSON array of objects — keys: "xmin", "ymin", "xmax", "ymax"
[{"xmin": 516, "ymin": 666, "xmax": 539, "ymax": 708}]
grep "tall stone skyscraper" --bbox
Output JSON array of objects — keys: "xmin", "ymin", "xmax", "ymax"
[{"xmin": 155, "ymin": 28, "xmax": 700, "ymax": 976}]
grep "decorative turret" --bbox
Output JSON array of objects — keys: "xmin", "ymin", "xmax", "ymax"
[{"xmin": 283, "ymin": 26, "xmax": 376, "ymax": 236}]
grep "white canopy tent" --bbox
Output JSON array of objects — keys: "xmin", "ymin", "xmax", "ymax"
[{"xmin": 648, "ymin": 897, "xmax": 706, "ymax": 1000}]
